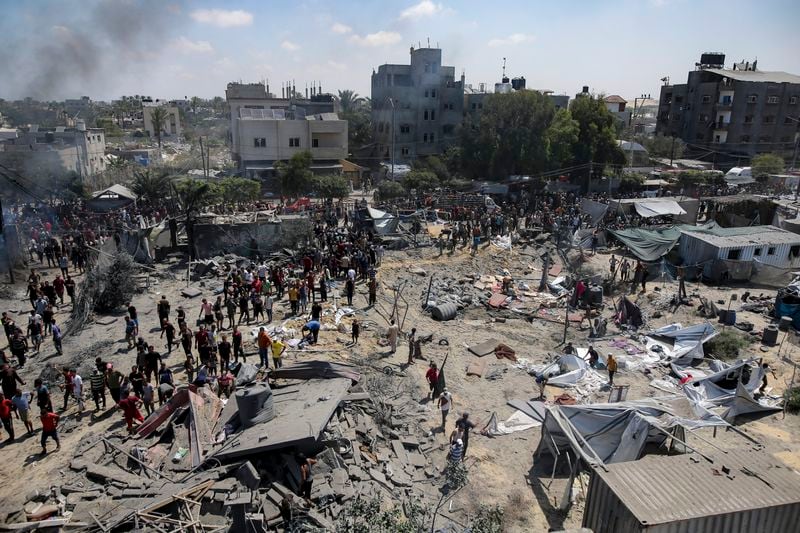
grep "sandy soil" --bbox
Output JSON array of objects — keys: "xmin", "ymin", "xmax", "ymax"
[{"xmin": 0, "ymin": 239, "xmax": 798, "ymax": 531}]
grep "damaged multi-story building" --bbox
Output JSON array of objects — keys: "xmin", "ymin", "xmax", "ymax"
[{"xmin": 0, "ymin": 120, "xmax": 106, "ymax": 186}]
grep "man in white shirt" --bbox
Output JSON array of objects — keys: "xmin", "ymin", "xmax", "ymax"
[
  {"xmin": 438, "ymin": 387, "xmax": 453, "ymax": 431},
  {"xmin": 72, "ymin": 372, "xmax": 85, "ymax": 412}
]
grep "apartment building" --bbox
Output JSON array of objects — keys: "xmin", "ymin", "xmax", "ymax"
[
  {"xmin": 226, "ymin": 82, "xmax": 347, "ymax": 178},
  {"xmin": 656, "ymin": 53, "xmax": 800, "ymax": 159},
  {"xmin": 0, "ymin": 120, "xmax": 106, "ymax": 186},
  {"xmin": 371, "ymin": 47, "xmax": 465, "ymax": 165}
]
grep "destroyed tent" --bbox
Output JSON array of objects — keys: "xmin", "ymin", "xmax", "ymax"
[
  {"xmin": 580, "ymin": 198, "xmax": 610, "ymax": 226},
  {"xmin": 677, "ymin": 359, "xmax": 782, "ymax": 422},
  {"xmin": 632, "ymin": 200, "xmax": 687, "ymax": 218},
  {"xmin": 615, "ymin": 297, "xmax": 644, "ymax": 328},
  {"xmin": 608, "ymin": 227, "xmax": 682, "ymax": 261},
  {"xmin": 645, "ymin": 322, "xmax": 718, "ymax": 365},
  {"xmin": 535, "ymin": 398, "xmax": 728, "ymax": 468},
  {"xmin": 363, "ymin": 206, "xmax": 400, "ymax": 235},
  {"xmin": 538, "ymin": 353, "xmax": 591, "ymax": 387}
]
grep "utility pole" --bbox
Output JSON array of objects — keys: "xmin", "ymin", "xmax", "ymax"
[
  {"xmin": 670, "ymin": 136, "xmax": 676, "ymax": 167},
  {"xmin": 388, "ymin": 97, "xmax": 396, "ymax": 180}
]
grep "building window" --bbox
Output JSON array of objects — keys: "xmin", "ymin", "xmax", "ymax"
[
  {"xmin": 759, "ymin": 135, "xmax": 772, "ymax": 143},
  {"xmin": 424, "ymin": 90, "xmax": 429, "ymax": 97},
  {"xmin": 740, "ymin": 135, "xmax": 751, "ymax": 142},
  {"xmin": 744, "ymin": 115, "xmax": 754, "ymax": 124},
  {"xmin": 443, "ymin": 124, "xmax": 454, "ymax": 135},
  {"xmin": 312, "ymin": 138, "xmax": 319, "ymax": 148},
  {"xmin": 702, "ymin": 95, "xmax": 711, "ymax": 103},
  {"xmin": 401, "ymin": 147, "xmax": 410, "ymax": 156},
  {"xmin": 790, "ymin": 96, "xmax": 798, "ymax": 105},
  {"xmin": 728, "ymin": 249, "xmax": 742, "ymax": 260},
  {"xmin": 768, "ymin": 247, "xmax": 776, "ymax": 255},
  {"xmin": 747, "ymin": 95, "xmax": 757, "ymax": 103},
  {"xmin": 289, "ymin": 137, "xmax": 300, "ymax": 147},
  {"xmin": 400, "ymin": 124, "xmax": 410, "ymax": 133},
  {"xmin": 675, "ymin": 95, "xmax": 684, "ymax": 103},
  {"xmin": 791, "ymin": 245, "xmax": 800, "ymax": 258},
  {"xmin": 430, "ymin": 110, "xmax": 435, "ymax": 120},
  {"xmin": 423, "ymin": 133, "xmax": 428, "ymax": 142},
  {"xmin": 430, "ymin": 133, "xmax": 435, "ymax": 143},
  {"xmin": 767, "ymin": 96, "xmax": 779, "ymax": 104},
  {"xmin": 424, "ymin": 110, "xmax": 429, "ymax": 120},
  {"xmin": 698, "ymin": 114, "xmax": 708, "ymax": 123},
  {"xmin": 478, "ymin": 103, "xmax": 483, "ymax": 109},
  {"xmin": 431, "ymin": 89, "xmax": 437, "ymax": 98},
  {"xmin": 714, "ymin": 135, "xmax": 721, "ymax": 143},
  {"xmin": 696, "ymin": 133, "xmax": 705, "ymax": 141},
  {"xmin": 471, "ymin": 103, "xmax": 477, "ymax": 110},
  {"xmin": 424, "ymin": 62, "xmax": 430, "ymax": 73},
  {"xmin": 764, "ymin": 116, "xmax": 775, "ymax": 124},
  {"xmin": 254, "ymin": 138, "xmax": 266, "ymax": 147},
  {"xmin": 754, "ymin": 248, "xmax": 762, "ymax": 256}
]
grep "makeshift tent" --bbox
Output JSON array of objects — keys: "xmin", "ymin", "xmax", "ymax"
[
  {"xmin": 645, "ymin": 322, "xmax": 718, "ymax": 365},
  {"xmin": 615, "ymin": 297, "xmax": 643, "ymax": 328},
  {"xmin": 608, "ymin": 227, "xmax": 682, "ymax": 261},
  {"xmin": 538, "ymin": 353, "xmax": 591, "ymax": 386},
  {"xmin": 632, "ymin": 200, "xmax": 687, "ymax": 218},
  {"xmin": 88, "ymin": 184, "xmax": 137, "ymax": 212},
  {"xmin": 535, "ymin": 397, "xmax": 727, "ymax": 467},
  {"xmin": 580, "ymin": 198, "xmax": 609, "ymax": 226},
  {"xmin": 366, "ymin": 207, "xmax": 400, "ymax": 235}
]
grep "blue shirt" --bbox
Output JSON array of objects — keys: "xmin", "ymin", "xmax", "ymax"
[
  {"xmin": 305, "ymin": 320, "xmax": 321, "ymax": 332},
  {"xmin": 11, "ymin": 393, "xmax": 30, "ymax": 412}
]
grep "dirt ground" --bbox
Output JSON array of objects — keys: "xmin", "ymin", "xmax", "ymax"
[{"xmin": 1, "ymin": 237, "xmax": 799, "ymax": 531}]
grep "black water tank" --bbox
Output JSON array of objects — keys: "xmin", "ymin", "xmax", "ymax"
[{"xmin": 235, "ymin": 383, "xmax": 274, "ymax": 428}]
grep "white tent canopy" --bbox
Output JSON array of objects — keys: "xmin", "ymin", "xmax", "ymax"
[{"xmin": 633, "ymin": 199, "xmax": 687, "ymax": 218}]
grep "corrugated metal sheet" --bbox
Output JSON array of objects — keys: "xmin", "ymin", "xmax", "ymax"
[{"xmin": 583, "ymin": 449, "xmax": 800, "ymax": 533}]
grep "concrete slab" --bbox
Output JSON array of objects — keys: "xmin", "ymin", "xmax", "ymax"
[
  {"xmin": 468, "ymin": 338, "xmax": 500, "ymax": 356},
  {"xmin": 181, "ymin": 286, "xmax": 203, "ymax": 298},
  {"xmin": 211, "ymin": 378, "xmax": 351, "ymax": 460}
]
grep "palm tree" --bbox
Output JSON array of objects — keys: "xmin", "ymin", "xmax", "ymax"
[
  {"xmin": 337, "ymin": 90, "xmax": 363, "ymax": 114},
  {"xmin": 149, "ymin": 106, "xmax": 169, "ymax": 152},
  {"xmin": 190, "ymin": 96, "xmax": 201, "ymax": 116},
  {"xmin": 131, "ymin": 169, "xmax": 173, "ymax": 204},
  {"xmin": 173, "ymin": 179, "xmax": 210, "ymax": 260}
]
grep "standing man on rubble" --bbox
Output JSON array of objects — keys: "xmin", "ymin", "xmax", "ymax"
[
  {"xmin": 607, "ymin": 353, "xmax": 618, "ymax": 386},
  {"xmin": 387, "ymin": 319, "xmax": 399, "ymax": 354},
  {"xmin": 438, "ymin": 387, "xmax": 453, "ymax": 431},
  {"xmin": 257, "ymin": 327, "xmax": 272, "ymax": 368},
  {"xmin": 455, "ymin": 413, "xmax": 476, "ymax": 460}
]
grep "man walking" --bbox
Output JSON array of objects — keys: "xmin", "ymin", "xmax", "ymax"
[
  {"xmin": 387, "ymin": 320, "xmax": 399, "ymax": 354},
  {"xmin": 607, "ymin": 353, "xmax": 618, "ymax": 386},
  {"xmin": 11, "ymin": 389, "xmax": 34, "ymax": 434},
  {"xmin": 89, "ymin": 369, "xmax": 106, "ymax": 410},
  {"xmin": 438, "ymin": 387, "xmax": 453, "ymax": 432},
  {"xmin": 40, "ymin": 407, "xmax": 60, "ymax": 454},
  {"xmin": 455, "ymin": 412, "xmax": 477, "ymax": 460},
  {"xmin": 0, "ymin": 392, "xmax": 14, "ymax": 441}
]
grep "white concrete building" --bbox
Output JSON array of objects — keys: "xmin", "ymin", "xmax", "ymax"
[
  {"xmin": 142, "ymin": 101, "xmax": 182, "ymax": 140},
  {"xmin": 226, "ymin": 82, "xmax": 347, "ymax": 178}
]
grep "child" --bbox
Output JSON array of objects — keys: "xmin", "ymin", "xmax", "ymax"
[
  {"xmin": 351, "ymin": 319, "xmax": 360, "ymax": 345},
  {"xmin": 184, "ymin": 354, "xmax": 196, "ymax": 383}
]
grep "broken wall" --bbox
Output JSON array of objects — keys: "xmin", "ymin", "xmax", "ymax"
[{"xmin": 193, "ymin": 216, "xmax": 312, "ymax": 259}]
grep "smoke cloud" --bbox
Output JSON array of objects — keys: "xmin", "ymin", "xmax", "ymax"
[{"xmin": 0, "ymin": 0, "xmax": 183, "ymax": 101}]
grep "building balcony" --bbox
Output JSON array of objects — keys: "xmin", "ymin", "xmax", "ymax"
[
  {"xmin": 716, "ymin": 100, "xmax": 733, "ymax": 108},
  {"xmin": 311, "ymin": 146, "xmax": 347, "ymax": 159},
  {"xmin": 713, "ymin": 122, "xmax": 729, "ymax": 131}
]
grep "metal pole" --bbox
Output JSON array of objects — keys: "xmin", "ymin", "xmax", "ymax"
[{"xmin": 390, "ymin": 98, "xmax": 396, "ymax": 180}]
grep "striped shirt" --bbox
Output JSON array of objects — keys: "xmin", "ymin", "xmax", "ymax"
[{"xmin": 89, "ymin": 373, "xmax": 105, "ymax": 391}]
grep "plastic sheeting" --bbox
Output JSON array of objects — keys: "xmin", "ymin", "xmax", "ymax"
[
  {"xmin": 483, "ymin": 410, "xmax": 541, "ymax": 437},
  {"xmin": 645, "ymin": 322, "xmax": 717, "ymax": 365},
  {"xmin": 580, "ymin": 198, "xmax": 609, "ymax": 226},
  {"xmin": 633, "ymin": 200, "xmax": 687, "ymax": 218},
  {"xmin": 609, "ymin": 227, "xmax": 682, "ymax": 261},
  {"xmin": 366, "ymin": 207, "xmax": 400, "ymax": 235},
  {"xmin": 538, "ymin": 352, "xmax": 590, "ymax": 386}
]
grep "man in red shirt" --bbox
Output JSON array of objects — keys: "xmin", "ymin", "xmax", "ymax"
[
  {"xmin": 40, "ymin": 408, "xmax": 60, "ymax": 454},
  {"xmin": 425, "ymin": 362, "xmax": 439, "ymax": 400},
  {"xmin": 118, "ymin": 392, "xmax": 144, "ymax": 433},
  {"xmin": 0, "ymin": 392, "xmax": 14, "ymax": 441}
]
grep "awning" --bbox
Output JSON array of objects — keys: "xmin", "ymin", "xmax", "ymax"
[
  {"xmin": 609, "ymin": 227, "xmax": 682, "ymax": 261},
  {"xmin": 633, "ymin": 200, "xmax": 686, "ymax": 217}
]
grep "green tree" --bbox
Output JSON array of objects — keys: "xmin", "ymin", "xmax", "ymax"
[
  {"xmin": 751, "ymin": 153, "xmax": 785, "ymax": 180},
  {"xmin": 568, "ymin": 95, "xmax": 627, "ymax": 182},
  {"xmin": 337, "ymin": 89, "xmax": 363, "ymax": 113},
  {"xmin": 275, "ymin": 150, "xmax": 314, "ymax": 199},
  {"xmin": 313, "ymin": 174, "xmax": 350, "ymax": 200},
  {"xmin": 545, "ymin": 108, "xmax": 580, "ymax": 170},
  {"xmin": 459, "ymin": 91, "xmax": 556, "ymax": 179},
  {"xmin": 375, "ymin": 180, "xmax": 405, "ymax": 202},
  {"xmin": 131, "ymin": 169, "xmax": 173, "ymax": 203},
  {"xmin": 190, "ymin": 96, "xmax": 201, "ymax": 116},
  {"xmin": 173, "ymin": 179, "xmax": 215, "ymax": 260},
  {"xmin": 414, "ymin": 155, "xmax": 450, "ymax": 184},
  {"xmin": 149, "ymin": 106, "xmax": 170, "ymax": 152},
  {"xmin": 402, "ymin": 170, "xmax": 439, "ymax": 192},
  {"xmin": 218, "ymin": 177, "xmax": 261, "ymax": 207},
  {"xmin": 643, "ymin": 134, "xmax": 685, "ymax": 159}
]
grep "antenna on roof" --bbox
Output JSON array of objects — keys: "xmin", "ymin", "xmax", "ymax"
[
  {"xmin": 427, "ymin": 37, "xmax": 430, "ymax": 47},
  {"xmin": 502, "ymin": 57, "xmax": 506, "ymax": 78}
]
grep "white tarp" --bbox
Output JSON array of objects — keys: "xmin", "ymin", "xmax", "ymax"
[
  {"xmin": 366, "ymin": 207, "xmax": 399, "ymax": 234},
  {"xmin": 633, "ymin": 200, "xmax": 687, "ymax": 218},
  {"xmin": 539, "ymin": 352, "xmax": 590, "ymax": 386},
  {"xmin": 580, "ymin": 198, "xmax": 609, "ymax": 226},
  {"xmin": 645, "ymin": 322, "xmax": 717, "ymax": 365},
  {"xmin": 483, "ymin": 410, "xmax": 541, "ymax": 437}
]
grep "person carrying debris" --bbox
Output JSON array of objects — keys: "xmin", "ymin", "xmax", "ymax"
[{"xmin": 607, "ymin": 354, "xmax": 618, "ymax": 386}]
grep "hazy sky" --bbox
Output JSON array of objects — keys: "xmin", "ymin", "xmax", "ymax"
[{"xmin": 1, "ymin": 0, "xmax": 799, "ymax": 102}]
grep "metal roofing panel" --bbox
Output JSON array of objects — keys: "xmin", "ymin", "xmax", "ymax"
[
  {"xmin": 681, "ymin": 225, "xmax": 800, "ymax": 248},
  {"xmin": 593, "ymin": 449, "xmax": 800, "ymax": 526}
]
